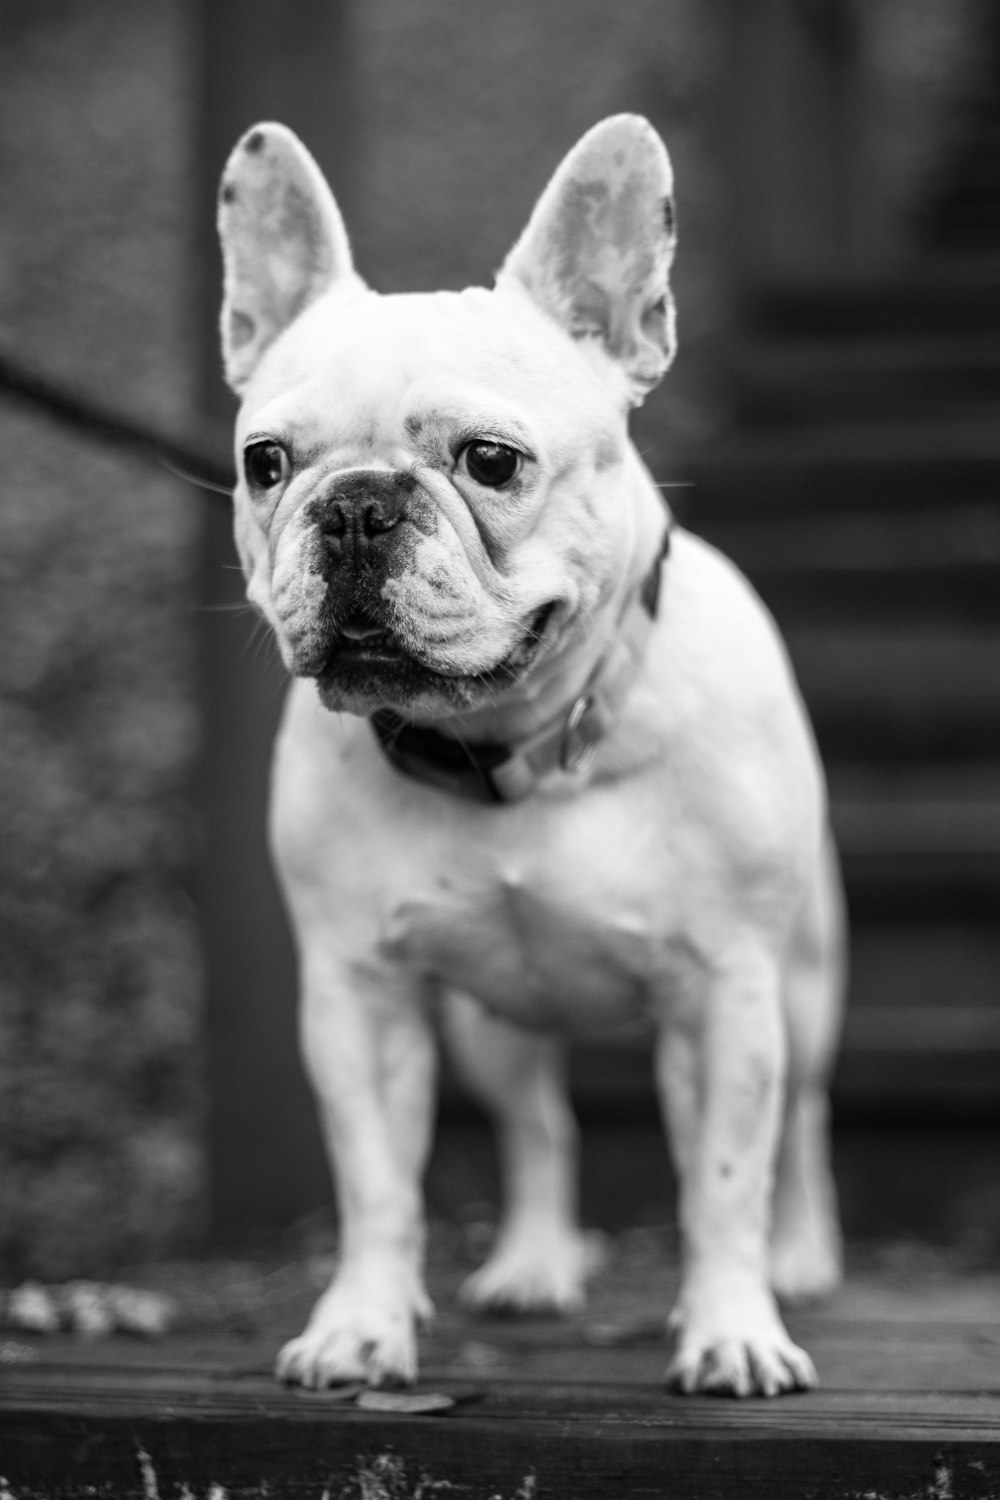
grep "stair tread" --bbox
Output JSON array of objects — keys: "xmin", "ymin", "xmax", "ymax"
[
  {"xmin": 753, "ymin": 254, "xmax": 1000, "ymax": 326},
  {"xmin": 734, "ymin": 334, "xmax": 1000, "ymax": 377},
  {"xmin": 786, "ymin": 625, "xmax": 1000, "ymax": 688},
  {"xmin": 699, "ymin": 505, "xmax": 1000, "ymax": 572},
  {"xmin": 695, "ymin": 419, "xmax": 1000, "ymax": 468}
]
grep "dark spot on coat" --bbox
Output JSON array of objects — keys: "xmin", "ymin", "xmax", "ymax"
[
  {"xmin": 220, "ymin": 181, "xmax": 237, "ymax": 204},
  {"xmin": 567, "ymin": 277, "xmax": 612, "ymax": 342},
  {"xmin": 229, "ymin": 309, "xmax": 255, "ymax": 349},
  {"xmin": 403, "ymin": 414, "xmax": 423, "ymax": 440},
  {"xmin": 719, "ymin": 1162, "xmax": 733, "ymax": 1179},
  {"xmin": 594, "ymin": 432, "xmax": 622, "ymax": 471},
  {"xmin": 245, "ymin": 129, "xmax": 266, "ymax": 154},
  {"xmin": 662, "ymin": 197, "xmax": 675, "ymax": 237}
]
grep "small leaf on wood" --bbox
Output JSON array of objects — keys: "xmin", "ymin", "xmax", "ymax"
[
  {"xmin": 295, "ymin": 1381, "xmax": 365, "ymax": 1403},
  {"xmin": 356, "ymin": 1390, "xmax": 455, "ymax": 1414}
]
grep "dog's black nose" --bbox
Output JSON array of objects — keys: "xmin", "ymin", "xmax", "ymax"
[
  {"xmin": 310, "ymin": 469, "xmax": 411, "ymax": 558},
  {"xmin": 318, "ymin": 495, "xmax": 402, "ymax": 540}
]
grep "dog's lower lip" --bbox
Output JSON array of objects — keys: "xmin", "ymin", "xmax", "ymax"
[
  {"xmin": 332, "ymin": 632, "xmax": 401, "ymax": 660},
  {"xmin": 489, "ymin": 599, "xmax": 557, "ymax": 677},
  {"xmin": 311, "ymin": 600, "xmax": 559, "ymax": 694}
]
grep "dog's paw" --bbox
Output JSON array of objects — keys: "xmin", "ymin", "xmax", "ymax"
[
  {"xmin": 459, "ymin": 1226, "xmax": 604, "ymax": 1315},
  {"xmin": 665, "ymin": 1288, "xmax": 816, "ymax": 1398},
  {"xmin": 275, "ymin": 1279, "xmax": 432, "ymax": 1389}
]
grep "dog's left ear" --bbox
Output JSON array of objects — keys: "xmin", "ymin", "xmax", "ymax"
[
  {"xmin": 217, "ymin": 122, "xmax": 362, "ymax": 392},
  {"xmin": 497, "ymin": 115, "xmax": 677, "ymax": 407}
]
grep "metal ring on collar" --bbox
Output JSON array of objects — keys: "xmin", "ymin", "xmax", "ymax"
[{"xmin": 560, "ymin": 694, "xmax": 601, "ymax": 774}]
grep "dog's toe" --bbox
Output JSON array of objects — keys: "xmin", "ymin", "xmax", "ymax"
[
  {"xmin": 275, "ymin": 1295, "xmax": 420, "ymax": 1389},
  {"xmin": 276, "ymin": 1331, "xmax": 368, "ymax": 1389},
  {"xmin": 459, "ymin": 1261, "xmax": 585, "ymax": 1316},
  {"xmin": 665, "ymin": 1299, "xmax": 817, "ymax": 1399},
  {"xmin": 459, "ymin": 1228, "xmax": 603, "ymax": 1315}
]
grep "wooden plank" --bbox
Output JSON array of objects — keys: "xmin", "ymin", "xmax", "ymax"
[
  {"xmin": 3, "ymin": 1273, "xmax": 1000, "ymax": 1498},
  {"xmin": 3, "ymin": 1408, "xmax": 998, "ymax": 1500}
]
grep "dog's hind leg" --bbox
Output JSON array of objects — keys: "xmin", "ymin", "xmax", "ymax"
[
  {"xmin": 770, "ymin": 832, "xmax": 845, "ymax": 1303},
  {"xmin": 443, "ymin": 991, "xmax": 599, "ymax": 1313}
]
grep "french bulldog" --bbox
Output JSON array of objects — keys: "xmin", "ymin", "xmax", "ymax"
[{"xmin": 217, "ymin": 114, "xmax": 844, "ymax": 1398}]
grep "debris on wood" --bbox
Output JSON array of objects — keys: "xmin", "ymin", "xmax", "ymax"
[
  {"xmin": 583, "ymin": 1313, "xmax": 666, "ymax": 1347},
  {"xmin": 0, "ymin": 1340, "xmax": 38, "ymax": 1365},
  {"xmin": 3, "ymin": 1281, "xmax": 176, "ymax": 1338},
  {"xmin": 4, "ymin": 1283, "xmax": 59, "ymax": 1334},
  {"xmin": 451, "ymin": 1338, "xmax": 506, "ymax": 1370}
]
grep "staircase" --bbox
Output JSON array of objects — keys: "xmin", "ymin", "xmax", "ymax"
[{"xmin": 685, "ymin": 81, "xmax": 1000, "ymax": 1122}]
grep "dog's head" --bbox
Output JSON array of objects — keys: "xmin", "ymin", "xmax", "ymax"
[{"xmin": 218, "ymin": 116, "xmax": 676, "ymax": 718}]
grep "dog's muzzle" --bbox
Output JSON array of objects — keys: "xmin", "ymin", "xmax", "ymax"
[{"xmin": 303, "ymin": 468, "xmax": 422, "ymax": 652}]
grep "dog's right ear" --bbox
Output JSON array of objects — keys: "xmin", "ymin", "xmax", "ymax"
[{"xmin": 218, "ymin": 123, "xmax": 361, "ymax": 392}]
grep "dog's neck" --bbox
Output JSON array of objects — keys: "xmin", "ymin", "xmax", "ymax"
[{"xmin": 369, "ymin": 516, "xmax": 672, "ymax": 803}]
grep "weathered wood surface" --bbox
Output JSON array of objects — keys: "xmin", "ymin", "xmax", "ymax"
[{"xmin": 2, "ymin": 1261, "xmax": 999, "ymax": 1498}]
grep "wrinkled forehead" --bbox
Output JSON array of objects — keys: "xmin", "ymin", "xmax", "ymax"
[{"xmin": 237, "ymin": 285, "xmax": 615, "ymax": 448}]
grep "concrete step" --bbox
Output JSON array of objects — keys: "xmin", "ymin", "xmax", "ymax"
[
  {"xmin": 685, "ymin": 421, "xmax": 1000, "ymax": 520},
  {"xmin": 730, "ymin": 334, "xmax": 1000, "ymax": 427},
  {"xmin": 789, "ymin": 624, "xmax": 1000, "ymax": 760},
  {"xmin": 750, "ymin": 255, "xmax": 1000, "ymax": 339},
  {"xmin": 828, "ymin": 761, "xmax": 1000, "ymax": 914},
  {"xmin": 697, "ymin": 503, "xmax": 1000, "ymax": 624}
]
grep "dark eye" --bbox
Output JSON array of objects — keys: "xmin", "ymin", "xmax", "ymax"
[
  {"xmin": 244, "ymin": 440, "xmax": 289, "ymax": 489},
  {"xmin": 459, "ymin": 440, "xmax": 522, "ymax": 488}
]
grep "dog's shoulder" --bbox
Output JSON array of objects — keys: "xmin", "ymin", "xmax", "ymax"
[
  {"xmin": 629, "ymin": 526, "xmax": 825, "ymax": 863},
  {"xmin": 651, "ymin": 525, "xmax": 804, "ymax": 722}
]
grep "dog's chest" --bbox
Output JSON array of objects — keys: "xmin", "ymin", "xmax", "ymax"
[{"xmin": 378, "ymin": 833, "xmax": 666, "ymax": 1032}]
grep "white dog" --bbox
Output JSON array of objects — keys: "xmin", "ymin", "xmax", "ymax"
[{"xmin": 217, "ymin": 114, "xmax": 844, "ymax": 1398}]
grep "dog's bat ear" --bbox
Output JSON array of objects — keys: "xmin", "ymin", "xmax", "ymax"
[
  {"xmin": 497, "ymin": 115, "xmax": 677, "ymax": 408},
  {"xmin": 217, "ymin": 123, "xmax": 361, "ymax": 392}
]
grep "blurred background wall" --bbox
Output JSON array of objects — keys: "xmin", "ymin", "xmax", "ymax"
[{"xmin": 0, "ymin": 0, "xmax": 994, "ymax": 1275}]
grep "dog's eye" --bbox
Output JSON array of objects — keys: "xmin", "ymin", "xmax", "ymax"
[
  {"xmin": 244, "ymin": 440, "xmax": 289, "ymax": 489},
  {"xmin": 459, "ymin": 440, "xmax": 522, "ymax": 488}
]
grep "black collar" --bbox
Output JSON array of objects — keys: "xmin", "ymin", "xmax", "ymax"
[{"xmin": 370, "ymin": 521, "xmax": 672, "ymax": 804}]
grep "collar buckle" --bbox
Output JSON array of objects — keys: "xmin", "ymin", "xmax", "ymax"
[{"xmin": 560, "ymin": 693, "xmax": 602, "ymax": 775}]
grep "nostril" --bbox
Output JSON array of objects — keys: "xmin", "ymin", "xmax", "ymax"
[
  {"xmin": 319, "ymin": 501, "xmax": 347, "ymax": 538},
  {"xmin": 362, "ymin": 502, "xmax": 400, "ymax": 537}
]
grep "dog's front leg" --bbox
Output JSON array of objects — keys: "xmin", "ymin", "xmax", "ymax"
[
  {"xmin": 656, "ymin": 941, "xmax": 816, "ymax": 1397},
  {"xmin": 276, "ymin": 953, "xmax": 436, "ymax": 1389}
]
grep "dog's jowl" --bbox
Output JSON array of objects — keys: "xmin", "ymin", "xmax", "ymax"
[{"xmin": 217, "ymin": 115, "xmax": 845, "ymax": 1398}]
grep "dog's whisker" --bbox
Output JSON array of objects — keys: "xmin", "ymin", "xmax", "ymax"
[
  {"xmin": 198, "ymin": 601, "xmax": 259, "ymax": 615},
  {"xmin": 160, "ymin": 456, "xmax": 234, "ymax": 497}
]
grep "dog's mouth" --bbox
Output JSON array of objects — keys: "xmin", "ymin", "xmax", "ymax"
[{"xmin": 312, "ymin": 600, "xmax": 558, "ymax": 709}]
